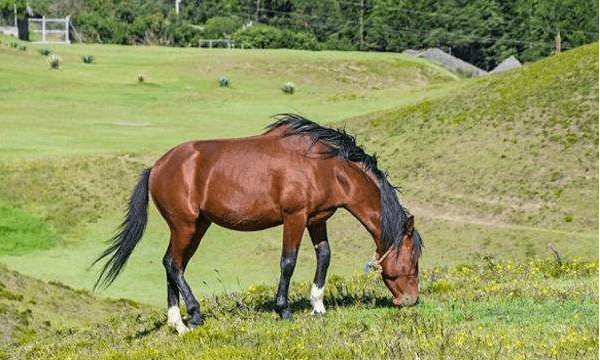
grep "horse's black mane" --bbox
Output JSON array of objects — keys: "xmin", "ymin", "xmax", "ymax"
[
  {"xmin": 268, "ymin": 113, "xmax": 385, "ymax": 180},
  {"xmin": 268, "ymin": 114, "xmax": 422, "ymax": 257}
]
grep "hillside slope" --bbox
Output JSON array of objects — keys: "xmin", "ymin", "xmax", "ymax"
[
  {"xmin": 1, "ymin": 258, "xmax": 597, "ymax": 359},
  {"xmin": 0, "ymin": 41, "xmax": 596, "ymax": 309},
  {"xmin": 347, "ymin": 42, "xmax": 598, "ymax": 254}
]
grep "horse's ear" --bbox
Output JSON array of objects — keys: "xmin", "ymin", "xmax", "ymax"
[{"xmin": 405, "ymin": 215, "xmax": 414, "ymax": 234}]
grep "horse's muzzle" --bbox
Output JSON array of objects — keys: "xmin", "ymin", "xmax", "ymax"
[{"xmin": 394, "ymin": 294, "xmax": 419, "ymax": 307}]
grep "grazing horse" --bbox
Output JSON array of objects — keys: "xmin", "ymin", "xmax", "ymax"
[{"xmin": 93, "ymin": 114, "xmax": 422, "ymax": 334}]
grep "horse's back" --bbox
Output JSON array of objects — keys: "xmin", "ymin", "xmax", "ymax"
[{"xmin": 149, "ymin": 133, "xmax": 347, "ymax": 231}]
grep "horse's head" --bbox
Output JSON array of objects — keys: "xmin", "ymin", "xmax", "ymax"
[{"xmin": 379, "ymin": 215, "xmax": 420, "ymax": 307}]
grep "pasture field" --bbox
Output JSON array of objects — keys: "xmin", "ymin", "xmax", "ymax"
[
  {"xmin": 0, "ymin": 36, "xmax": 598, "ymax": 359},
  {"xmin": 1, "ymin": 258, "xmax": 597, "ymax": 359},
  {"xmin": 0, "ymin": 36, "xmax": 461, "ymax": 303}
]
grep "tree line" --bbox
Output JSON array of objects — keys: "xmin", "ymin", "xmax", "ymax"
[{"xmin": 3, "ymin": 0, "xmax": 598, "ymax": 69}]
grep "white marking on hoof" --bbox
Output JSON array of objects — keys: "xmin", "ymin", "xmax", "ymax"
[
  {"xmin": 167, "ymin": 306, "xmax": 190, "ymax": 334},
  {"xmin": 310, "ymin": 283, "xmax": 326, "ymax": 315}
]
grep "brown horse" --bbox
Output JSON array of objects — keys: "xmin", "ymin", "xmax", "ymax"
[{"xmin": 93, "ymin": 114, "xmax": 422, "ymax": 334}]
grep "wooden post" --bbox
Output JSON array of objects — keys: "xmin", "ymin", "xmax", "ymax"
[
  {"xmin": 555, "ymin": 31, "xmax": 561, "ymax": 54},
  {"xmin": 358, "ymin": 0, "xmax": 364, "ymax": 50},
  {"xmin": 42, "ymin": 16, "xmax": 46, "ymax": 43},
  {"xmin": 65, "ymin": 15, "xmax": 70, "ymax": 44}
]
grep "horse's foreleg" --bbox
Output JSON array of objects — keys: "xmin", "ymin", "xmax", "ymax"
[
  {"xmin": 275, "ymin": 213, "xmax": 307, "ymax": 320},
  {"xmin": 308, "ymin": 222, "xmax": 330, "ymax": 315}
]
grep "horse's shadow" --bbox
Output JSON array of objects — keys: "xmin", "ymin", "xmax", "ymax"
[
  {"xmin": 252, "ymin": 295, "xmax": 396, "ymax": 314},
  {"xmin": 129, "ymin": 295, "xmax": 397, "ymax": 339}
]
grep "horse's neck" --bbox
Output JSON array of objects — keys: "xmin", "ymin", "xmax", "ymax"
[{"xmin": 341, "ymin": 168, "xmax": 383, "ymax": 243}]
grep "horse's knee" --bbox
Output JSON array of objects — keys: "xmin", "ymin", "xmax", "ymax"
[
  {"xmin": 280, "ymin": 251, "xmax": 297, "ymax": 275},
  {"xmin": 163, "ymin": 253, "xmax": 176, "ymax": 273},
  {"xmin": 315, "ymin": 241, "xmax": 331, "ymax": 260}
]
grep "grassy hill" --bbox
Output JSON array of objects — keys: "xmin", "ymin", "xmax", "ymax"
[
  {"xmin": 0, "ymin": 36, "xmax": 460, "ymax": 304},
  {"xmin": 0, "ymin": 37, "xmax": 597, "ymax": 359},
  {"xmin": 344, "ymin": 42, "xmax": 599, "ymax": 268},
  {"xmin": 1, "ymin": 259, "xmax": 597, "ymax": 359}
]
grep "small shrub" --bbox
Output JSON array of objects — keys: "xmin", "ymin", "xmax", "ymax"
[
  {"xmin": 218, "ymin": 75, "xmax": 229, "ymax": 87},
  {"xmin": 10, "ymin": 41, "xmax": 18, "ymax": 48},
  {"xmin": 281, "ymin": 82, "xmax": 295, "ymax": 94},
  {"xmin": 48, "ymin": 54, "xmax": 61, "ymax": 69},
  {"xmin": 18, "ymin": 45, "xmax": 27, "ymax": 51},
  {"xmin": 232, "ymin": 24, "xmax": 283, "ymax": 49},
  {"xmin": 39, "ymin": 48, "xmax": 51, "ymax": 56},
  {"xmin": 137, "ymin": 73, "xmax": 145, "ymax": 83},
  {"xmin": 203, "ymin": 16, "xmax": 243, "ymax": 39},
  {"xmin": 81, "ymin": 54, "xmax": 95, "ymax": 64}
]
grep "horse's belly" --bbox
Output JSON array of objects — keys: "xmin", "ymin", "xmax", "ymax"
[{"xmin": 200, "ymin": 192, "xmax": 283, "ymax": 231}]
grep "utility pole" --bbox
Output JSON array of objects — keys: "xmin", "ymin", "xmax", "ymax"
[
  {"xmin": 358, "ymin": 0, "xmax": 364, "ymax": 50},
  {"xmin": 255, "ymin": 0, "xmax": 260, "ymax": 21}
]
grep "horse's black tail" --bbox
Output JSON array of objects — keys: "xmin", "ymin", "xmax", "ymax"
[{"xmin": 93, "ymin": 168, "xmax": 152, "ymax": 290}]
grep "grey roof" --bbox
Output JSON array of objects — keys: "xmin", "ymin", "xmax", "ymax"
[
  {"xmin": 491, "ymin": 56, "xmax": 522, "ymax": 73},
  {"xmin": 403, "ymin": 48, "xmax": 487, "ymax": 76}
]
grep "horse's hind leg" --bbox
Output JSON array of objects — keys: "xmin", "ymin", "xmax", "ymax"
[
  {"xmin": 308, "ymin": 222, "xmax": 330, "ymax": 315},
  {"xmin": 163, "ymin": 216, "xmax": 211, "ymax": 333}
]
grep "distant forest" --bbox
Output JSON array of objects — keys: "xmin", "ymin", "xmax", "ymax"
[{"xmin": 3, "ymin": 0, "xmax": 599, "ymax": 69}]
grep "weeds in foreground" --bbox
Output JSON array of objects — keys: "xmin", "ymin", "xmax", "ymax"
[{"xmin": 2, "ymin": 257, "xmax": 595, "ymax": 360}]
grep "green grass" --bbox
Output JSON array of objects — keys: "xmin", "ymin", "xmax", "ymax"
[
  {"xmin": 0, "ymin": 37, "xmax": 460, "ymax": 303},
  {"xmin": 349, "ymin": 43, "xmax": 599, "ymax": 234},
  {"xmin": 0, "ymin": 206, "xmax": 56, "ymax": 255},
  {"xmin": 0, "ymin": 40, "xmax": 596, "ymax": 306},
  {"xmin": 0, "ymin": 37, "xmax": 456, "ymax": 161},
  {"xmin": 0, "ymin": 258, "xmax": 597, "ymax": 359},
  {"xmin": 0, "ymin": 37, "xmax": 597, "ymax": 359}
]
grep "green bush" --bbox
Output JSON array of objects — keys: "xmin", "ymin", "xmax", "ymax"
[
  {"xmin": 163, "ymin": 14, "xmax": 200, "ymax": 47},
  {"xmin": 203, "ymin": 16, "xmax": 243, "ymax": 39},
  {"xmin": 74, "ymin": 11, "xmax": 199, "ymax": 46},
  {"xmin": 233, "ymin": 24, "xmax": 283, "ymax": 49},
  {"xmin": 232, "ymin": 24, "xmax": 320, "ymax": 50},
  {"xmin": 39, "ymin": 48, "xmax": 52, "ymax": 56},
  {"xmin": 280, "ymin": 29, "xmax": 320, "ymax": 51}
]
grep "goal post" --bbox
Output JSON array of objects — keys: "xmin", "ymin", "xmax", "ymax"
[{"xmin": 29, "ymin": 16, "xmax": 70, "ymax": 44}]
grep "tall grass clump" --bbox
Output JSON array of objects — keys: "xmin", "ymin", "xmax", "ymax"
[
  {"xmin": 81, "ymin": 54, "xmax": 95, "ymax": 64},
  {"xmin": 48, "ymin": 54, "xmax": 61, "ymax": 69},
  {"xmin": 281, "ymin": 81, "xmax": 295, "ymax": 94},
  {"xmin": 218, "ymin": 75, "xmax": 229, "ymax": 87}
]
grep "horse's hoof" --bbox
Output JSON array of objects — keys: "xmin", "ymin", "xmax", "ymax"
[
  {"xmin": 311, "ymin": 309, "xmax": 326, "ymax": 316},
  {"xmin": 187, "ymin": 313, "xmax": 204, "ymax": 328},
  {"xmin": 175, "ymin": 324, "xmax": 190, "ymax": 335},
  {"xmin": 278, "ymin": 308, "xmax": 293, "ymax": 321}
]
